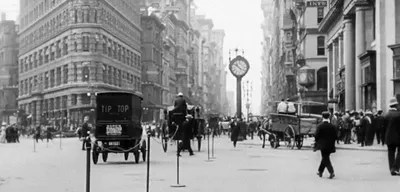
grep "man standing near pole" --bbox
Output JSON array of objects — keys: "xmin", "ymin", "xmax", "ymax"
[
  {"xmin": 81, "ymin": 115, "xmax": 90, "ymax": 151},
  {"xmin": 177, "ymin": 114, "xmax": 194, "ymax": 156}
]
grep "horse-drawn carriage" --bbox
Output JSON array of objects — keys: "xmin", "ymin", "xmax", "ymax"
[
  {"xmin": 91, "ymin": 91, "xmax": 146, "ymax": 164},
  {"xmin": 261, "ymin": 101, "xmax": 324, "ymax": 149},
  {"xmin": 206, "ymin": 113, "xmax": 220, "ymax": 136},
  {"xmin": 160, "ymin": 105, "xmax": 205, "ymax": 152}
]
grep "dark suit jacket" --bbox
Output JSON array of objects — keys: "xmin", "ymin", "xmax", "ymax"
[
  {"xmin": 182, "ymin": 119, "xmax": 195, "ymax": 140},
  {"xmin": 315, "ymin": 121, "xmax": 337, "ymax": 153},
  {"xmin": 174, "ymin": 97, "xmax": 187, "ymax": 114},
  {"xmin": 81, "ymin": 123, "xmax": 90, "ymax": 138},
  {"xmin": 230, "ymin": 122, "xmax": 240, "ymax": 141},
  {"xmin": 384, "ymin": 110, "xmax": 400, "ymax": 146}
]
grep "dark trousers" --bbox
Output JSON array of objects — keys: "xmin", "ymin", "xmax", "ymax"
[
  {"xmin": 343, "ymin": 129, "xmax": 351, "ymax": 144},
  {"xmin": 318, "ymin": 151, "xmax": 334, "ymax": 174},
  {"xmin": 387, "ymin": 145, "xmax": 400, "ymax": 173},
  {"xmin": 178, "ymin": 138, "xmax": 193, "ymax": 155},
  {"xmin": 82, "ymin": 140, "xmax": 87, "ymax": 150},
  {"xmin": 233, "ymin": 140, "xmax": 237, "ymax": 147},
  {"xmin": 376, "ymin": 129, "xmax": 385, "ymax": 145}
]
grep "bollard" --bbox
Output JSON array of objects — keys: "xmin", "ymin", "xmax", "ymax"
[
  {"xmin": 146, "ymin": 129, "xmax": 151, "ymax": 192},
  {"xmin": 211, "ymin": 130, "xmax": 216, "ymax": 159},
  {"xmin": 171, "ymin": 124, "xmax": 186, "ymax": 188},
  {"xmin": 85, "ymin": 132, "xmax": 91, "ymax": 192},
  {"xmin": 204, "ymin": 127, "xmax": 213, "ymax": 162},
  {"xmin": 59, "ymin": 131, "xmax": 62, "ymax": 150},
  {"xmin": 33, "ymin": 136, "xmax": 36, "ymax": 153}
]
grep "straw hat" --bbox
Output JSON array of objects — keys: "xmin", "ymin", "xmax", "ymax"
[
  {"xmin": 365, "ymin": 110, "xmax": 373, "ymax": 115},
  {"xmin": 389, "ymin": 97, "xmax": 398, "ymax": 107},
  {"xmin": 185, "ymin": 114, "xmax": 193, "ymax": 119},
  {"xmin": 1, "ymin": 122, "xmax": 6, "ymax": 126}
]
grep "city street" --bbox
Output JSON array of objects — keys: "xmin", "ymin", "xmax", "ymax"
[{"xmin": 0, "ymin": 136, "xmax": 399, "ymax": 192}]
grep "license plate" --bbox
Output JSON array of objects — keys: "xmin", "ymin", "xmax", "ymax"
[{"xmin": 109, "ymin": 142, "xmax": 119, "ymax": 146}]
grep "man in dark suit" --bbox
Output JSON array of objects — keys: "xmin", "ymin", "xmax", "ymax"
[
  {"xmin": 177, "ymin": 114, "xmax": 194, "ymax": 156},
  {"xmin": 374, "ymin": 110, "xmax": 385, "ymax": 145},
  {"xmin": 173, "ymin": 92, "xmax": 187, "ymax": 115},
  {"xmin": 383, "ymin": 96, "xmax": 400, "ymax": 176},
  {"xmin": 81, "ymin": 115, "xmax": 90, "ymax": 151},
  {"xmin": 315, "ymin": 111, "xmax": 337, "ymax": 179},
  {"xmin": 230, "ymin": 118, "xmax": 240, "ymax": 147}
]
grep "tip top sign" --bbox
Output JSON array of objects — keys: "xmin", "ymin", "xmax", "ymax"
[{"xmin": 306, "ymin": 1, "xmax": 327, "ymax": 7}]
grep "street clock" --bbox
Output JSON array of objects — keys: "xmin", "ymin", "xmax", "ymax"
[{"xmin": 229, "ymin": 56, "xmax": 250, "ymax": 78}]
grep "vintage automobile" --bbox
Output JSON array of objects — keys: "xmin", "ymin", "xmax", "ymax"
[{"xmin": 91, "ymin": 91, "xmax": 146, "ymax": 164}]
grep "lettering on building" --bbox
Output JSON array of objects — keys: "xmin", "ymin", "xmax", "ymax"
[{"xmin": 306, "ymin": 1, "xmax": 327, "ymax": 7}]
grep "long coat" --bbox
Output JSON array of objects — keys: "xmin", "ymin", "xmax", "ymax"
[
  {"xmin": 315, "ymin": 121, "xmax": 337, "ymax": 153},
  {"xmin": 173, "ymin": 97, "xmax": 187, "ymax": 114},
  {"xmin": 230, "ymin": 121, "xmax": 240, "ymax": 142},
  {"xmin": 384, "ymin": 110, "xmax": 400, "ymax": 146}
]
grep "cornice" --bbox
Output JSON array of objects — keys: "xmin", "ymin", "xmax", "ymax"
[{"xmin": 318, "ymin": 0, "xmax": 344, "ymax": 33}]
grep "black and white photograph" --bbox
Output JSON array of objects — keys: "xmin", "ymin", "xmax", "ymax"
[{"xmin": 0, "ymin": 0, "xmax": 399, "ymax": 191}]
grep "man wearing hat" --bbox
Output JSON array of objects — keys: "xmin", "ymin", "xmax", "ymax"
[
  {"xmin": 177, "ymin": 114, "xmax": 195, "ymax": 156},
  {"xmin": 383, "ymin": 95, "xmax": 400, "ymax": 176},
  {"xmin": 174, "ymin": 92, "xmax": 188, "ymax": 116},
  {"xmin": 315, "ymin": 111, "xmax": 337, "ymax": 179},
  {"xmin": 342, "ymin": 110, "xmax": 352, "ymax": 144}
]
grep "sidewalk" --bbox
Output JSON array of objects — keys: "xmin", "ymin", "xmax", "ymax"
[{"xmin": 238, "ymin": 136, "xmax": 386, "ymax": 152}]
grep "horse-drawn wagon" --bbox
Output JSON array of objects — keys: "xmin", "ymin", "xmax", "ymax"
[
  {"xmin": 262, "ymin": 101, "xmax": 324, "ymax": 149},
  {"xmin": 160, "ymin": 105, "xmax": 205, "ymax": 152}
]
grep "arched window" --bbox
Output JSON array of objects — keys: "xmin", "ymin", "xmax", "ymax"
[
  {"xmin": 317, "ymin": 36, "xmax": 325, "ymax": 56},
  {"xmin": 317, "ymin": 67, "xmax": 327, "ymax": 91}
]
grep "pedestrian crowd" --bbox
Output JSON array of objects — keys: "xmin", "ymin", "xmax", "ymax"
[{"xmin": 315, "ymin": 94, "xmax": 400, "ymax": 178}]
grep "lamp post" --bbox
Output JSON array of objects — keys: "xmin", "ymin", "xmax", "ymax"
[
  {"xmin": 83, "ymin": 62, "xmax": 97, "ymax": 125},
  {"xmin": 243, "ymin": 80, "xmax": 252, "ymax": 121}
]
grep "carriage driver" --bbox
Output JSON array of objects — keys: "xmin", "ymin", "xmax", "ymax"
[{"xmin": 174, "ymin": 92, "xmax": 188, "ymax": 116}]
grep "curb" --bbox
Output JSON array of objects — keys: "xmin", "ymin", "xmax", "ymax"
[{"xmin": 238, "ymin": 142, "xmax": 386, "ymax": 152}]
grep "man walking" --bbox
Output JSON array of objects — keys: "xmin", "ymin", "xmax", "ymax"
[
  {"xmin": 81, "ymin": 116, "xmax": 91, "ymax": 151},
  {"xmin": 315, "ymin": 111, "xmax": 337, "ymax": 179},
  {"xmin": 374, "ymin": 110, "xmax": 385, "ymax": 145},
  {"xmin": 177, "ymin": 114, "xmax": 194, "ymax": 156},
  {"xmin": 383, "ymin": 96, "xmax": 400, "ymax": 176}
]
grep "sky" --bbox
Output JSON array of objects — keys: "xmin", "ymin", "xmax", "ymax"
[
  {"xmin": 0, "ymin": 0, "xmax": 264, "ymax": 115},
  {"xmin": 195, "ymin": 0, "xmax": 263, "ymax": 115}
]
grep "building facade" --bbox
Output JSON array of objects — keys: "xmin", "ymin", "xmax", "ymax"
[
  {"xmin": 294, "ymin": 0, "xmax": 328, "ymax": 113},
  {"xmin": 260, "ymin": 0, "xmax": 297, "ymax": 115},
  {"xmin": 17, "ymin": 0, "xmax": 142, "ymax": 127},
  {"xmin": 0, "ymin": 15, "xmax": 18, "ymax": 124},
  {"xmin": 319, "ymin": 0, "xmax": 381, "ymax": 112},
  {"xmin": 140, "ymin": 15, "xmax": 165, "ymax": 122}
]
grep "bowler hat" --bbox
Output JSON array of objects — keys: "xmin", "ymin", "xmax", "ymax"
[{"xmin": 389, "ymin": 97, "xmax": 398, "ymax": 107}]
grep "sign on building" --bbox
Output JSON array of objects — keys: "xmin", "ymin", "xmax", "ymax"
[{"xmin": 306, "ymin": 1, "xmax": 327, "ymax": 7}]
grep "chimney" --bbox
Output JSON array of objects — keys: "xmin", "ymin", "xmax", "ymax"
[{"xmin": 1, "ymin": 13, "xmax": 6, "ymax": 21}]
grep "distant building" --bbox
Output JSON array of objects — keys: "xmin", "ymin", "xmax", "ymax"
[
  {"xmin": 17, "ymin": 0, "xmax": 142, "ymax": 127},
  {"xmin": 0, "ymin": 14, "xmax": 18, "ymax": 124},
  {"xmin": 226, "ymin": 90, "xmax": 235, "ymax": 116}
]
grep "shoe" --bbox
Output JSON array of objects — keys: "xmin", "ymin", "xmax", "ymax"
[
  {"xmin": 189, "ymin": 153, "xmax": 194, "ymax": 156},
  {"xmin": 329, "ymin": 173, "xmax": 335, "ymax": 179},
  {"xmin": 317, "ymin": 172, "xmax": 322, "ymax": 177},
  {"xmin": 390, "ymin": 170, "xmax": 399, "ymax": 176}
]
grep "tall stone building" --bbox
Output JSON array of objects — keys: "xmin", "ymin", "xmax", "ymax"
[
  {"xmin": 210, "ymin": 29, "xmax": 226, "ymax": 113},
  {"xmin": 17, "ymin": 0, "xmax": 142, "ymax": 127},
  {"xmin": 261, "ymin": 0, "xmax": 295, "ymax": 115},
  {"xmin": 0, "ymin": 15, "xmax": 18, "ymax": 124},
  {"xmin": 140, "ymin": 14, "xmax": 165, "ymax": 122}
]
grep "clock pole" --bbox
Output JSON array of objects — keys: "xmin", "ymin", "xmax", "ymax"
[
  {"xmin": 236, "ymin": 77, "xmax": 242, "ymax": 120},
  {"xmin": 228, "ymin": 48, "xmax": 249, "ymax": 120}
]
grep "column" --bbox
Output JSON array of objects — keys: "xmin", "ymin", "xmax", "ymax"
[
  {"xmin": 344, "ymin": 16, "xmax": 356, "ymax": 111},
  {"xmin": 332, "ymin": 39, "xmax": 339, "ymax": 111},
  {"xmin": 355, "ymin": 6, "xmax": 368, "ymax": 110},
  {"xmin": 36, "ymin": 100, "xmax": 41, "ymax": 126},
  {"xmin": 339, "ymin": 34, "xmax": 344, "ymax": 68},
  {"xmin": 327, "ymin": 44, "xmax": 333, "ymax": 100},
  {"xmin": 68, "ymin": 63, "xmax": 74, "ymax": 82}
]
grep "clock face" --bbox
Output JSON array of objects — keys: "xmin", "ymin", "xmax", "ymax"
[
  {"xmin": 229, "ymin": 57, "xmax": 249, "ymax": 77},
  {"xmin": 299, "ymin": 73, "xmax": 307, "ymax": 82}
]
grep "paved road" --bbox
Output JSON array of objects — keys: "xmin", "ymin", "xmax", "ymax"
[{"xmin": 0, "ymin": 136, "xmax": 398, "ymax": 192}]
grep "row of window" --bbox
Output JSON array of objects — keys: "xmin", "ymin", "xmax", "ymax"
[
  {"xmin": 20, "ymin": 6, "xmax": 140, "ymax": 54},
  {"xmin": 21, "ymin": 0, "xmax": 62, "ymax": 29},
  {"xmin": 19, "ymin": 33, "xmax": 141, "ymax": 74},
  {"xmin": 19, "ymin": 62, "xmax": 141, "ymax": 97}
]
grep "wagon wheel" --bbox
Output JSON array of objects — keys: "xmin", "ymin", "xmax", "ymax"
[
  {"xmin": 284, "ymin": 126, "xmax": 296, "ymax": 150},
  {"xmin": 124, "ymin": 152, "xmax": 129, "ymax": 161},
  {"xmin": 102, "ymin": 152, "xmax": 108, "ymax": 162},
  {"xmin": 92, "ymin": 141, "xmax": 99, "ymax": 164},
  {"xmin": 296, "ymin": 135, "xmax": 304, "ymax": 149},
  {"xmin": 268, "ymin": 133, "xmax": 279, "ymax": 149},
  {"xmin": 141, "ymin": 140, "xmax": 147, "ymax": 162},
  {"xmin": 161, "ymin": 125, "xmax": 168, "ymax": 152}
]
